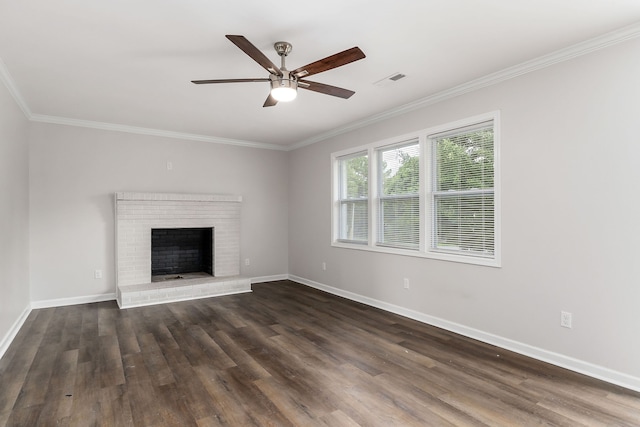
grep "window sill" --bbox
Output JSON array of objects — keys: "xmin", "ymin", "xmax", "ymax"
[{"xmin": 331, "ymin": 241, "xmax": 501, "ymax": 268}]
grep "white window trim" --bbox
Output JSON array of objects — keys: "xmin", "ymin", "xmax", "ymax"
[{"xmin": 331, "ymin": 111, "xmax": 501, "ymax": 268}]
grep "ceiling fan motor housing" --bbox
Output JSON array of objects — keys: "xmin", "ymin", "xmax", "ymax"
[{"xmin": 270, "ymin": 71, "xmax": 298, "ymax": 102}]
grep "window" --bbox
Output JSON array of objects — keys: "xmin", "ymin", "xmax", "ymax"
[
  {"xmin": 337, "ymin": 151, "xmax": 368, "ymax": 243},
  {"xmin": 378, "ymin": 141, "xmax": 420, "ymax": 249},
  {"xmin": 332, "ymin": 112, "xmax": 500, "ymax": 267},
  {"xmin": 431, "ymin": 123, "xmax": 494, "ymax": 257}
]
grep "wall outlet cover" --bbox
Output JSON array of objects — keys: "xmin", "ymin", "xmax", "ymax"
[{"xmin": 560, "ymin": 311, "xmax": 572, "ymax": 328}]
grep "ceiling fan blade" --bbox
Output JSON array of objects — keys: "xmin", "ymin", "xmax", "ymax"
[
  {"xmin": 226, "ymin": 35, "xmax": 282, "ymax": 76},
  {"xmin": 299, "ymin": 80, "xmax": 355, "ymax": 99},
  {"xmin": 292, "ymin": 47, "xmax": 365, "ymax": 79},
  {"xmin": 191, "ymin": 78, "xmax": 269, "ymax": 84},
  {"xmin": 263, "ymin": 94, "xmax": 278, "ymax": 107}
]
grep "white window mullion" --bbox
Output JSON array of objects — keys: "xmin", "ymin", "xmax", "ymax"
[
  {"xmin": 419, "ymin": 135, "xmax": 428, "ymax": 252},
  {"xmin": 368, "ymin": 147, "xmax": 378, "ymax": 249}
]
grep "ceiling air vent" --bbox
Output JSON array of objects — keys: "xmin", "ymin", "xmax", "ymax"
[{"xmin": 373, "ymin": 72, "xmax": 407, "ymax": 87}]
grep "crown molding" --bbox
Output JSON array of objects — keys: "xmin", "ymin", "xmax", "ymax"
[
  {"xmin": 0, "ymin": 58, "xmax": 286, "ymax": 151},
  {"xmin": 29, "ymin": 114, "xmax": 288, "ymax": 151},
  {"xmin": 3, "ymin": 22, "xmax": 640, "ymax": 152},
  {"xmin": 289, "ymin": 21, "xmax": 640, "ymax": 150},
  {"xmin": 0, "ymin": 57, "xmax": 32, "ymax": 119}
]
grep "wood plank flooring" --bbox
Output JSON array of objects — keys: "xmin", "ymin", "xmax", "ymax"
[{"xmin": 1, "ymin": 280, "xmax": 639, "ymax": 426}]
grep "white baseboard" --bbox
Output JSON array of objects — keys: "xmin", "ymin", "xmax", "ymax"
[
  {"xmin": 251, "ymin": 274, "xmax": 289, "ymax": 284},
  {"xmin": 30, "ymin": 293, "xmax": 116, "ymax": 309},
  {"xmin": 0, "ymin": 304, "xmax": 32, "ymax": 361},
  {"xmin": 288, "ymin": 274, "xmax": 640, "ymax": 393}
]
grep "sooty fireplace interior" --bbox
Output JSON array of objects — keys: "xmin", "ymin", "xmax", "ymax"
[{"xmin": 151, "ymin": 227, "xmax": 213, "ymax": 282}]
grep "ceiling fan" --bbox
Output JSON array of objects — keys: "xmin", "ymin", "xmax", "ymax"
[{"xmin": 191, "ymin": 35, "xmax": 366, "ymax": 107}]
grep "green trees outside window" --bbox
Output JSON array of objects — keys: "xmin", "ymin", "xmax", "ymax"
[
  {"xmin": 338, "ymin": 153, "xmax": 368, "ymax": 243},
  {"xmin": 333, "ymin": 114, "xmax": 498, "ymax": 265},
  {"xmin": 379, "ymin": 142, "xmax": 420, "ymax": 249},
  {"xmin": 434, "ymin": 127, "xmax": 494, "ymax": 256}
]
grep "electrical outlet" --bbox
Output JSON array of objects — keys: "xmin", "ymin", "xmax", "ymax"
[
  {"xmin": 94, "ymin": 269, "xmax": 102, "ymax": 279},
  {"xmin": 166, "ymin": 161, "xmax": 173, "ymax": 170},
  {"xmin": 322, "ymin": 262, "xmax": 327, "ymax": 271},
  {"xmin": 403, "ymin": 278, "xmax": 410, "ymax": 289},
  {"xmin": 560, "ymin": 311, "xmax": 572, "ymax": 328},
  {"xmin": 244, "ymin": 258, "xmax": 250, "ymax": 266}
]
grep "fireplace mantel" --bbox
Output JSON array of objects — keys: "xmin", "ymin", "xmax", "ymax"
[
  {"xmin": 115, "ymin": 192, "xmax": 250, "ymax": 308},
  {"xmin": 116, "ymin": 192, "xmax": 243, "ymax": 203}
]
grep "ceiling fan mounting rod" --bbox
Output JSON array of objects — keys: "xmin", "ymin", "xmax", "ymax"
[{"xmin": 274, "ymin": 41, "xmax": 292, "ymax": 71}]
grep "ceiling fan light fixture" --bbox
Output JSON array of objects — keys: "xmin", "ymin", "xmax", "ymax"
[
  {"xmin": 192, "ymin": 35, "xmax": 366, "ymax": 107},
  {"xmin": 270, "ymin": 78, "xmax": 298, "ymax": 102}
]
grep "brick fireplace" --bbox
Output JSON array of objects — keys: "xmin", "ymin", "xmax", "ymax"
[{"xmin": 115, "ymin": 192, "xmax": 250, "ymax": 308}]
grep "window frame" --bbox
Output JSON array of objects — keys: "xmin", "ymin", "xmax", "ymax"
[
  {"xmin": 376, "ymin": 139, "xmax": 421, "ymax": 250},
  {"xmin": 331, "ymin": 111, "xmax": 501, "ymax": 267},
  {"xmin": 430, "ymin": 121, "xmax": 496, "ymax": 258},
  {"xmin": 335, "ymin": 151, "xmax": 369, "ymax": 245}
]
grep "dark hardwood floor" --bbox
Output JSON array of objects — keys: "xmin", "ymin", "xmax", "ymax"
[{"xmin": 1, "ymin": 280, "xmax": 639, "ymax": 426}]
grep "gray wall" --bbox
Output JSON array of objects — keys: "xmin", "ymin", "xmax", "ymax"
[
  {"xmin": 29, "ymin": 123, "xmax": 289, "ymax": 301},
  {"xmin": 0, "ymin": 78, "xmax": 30, "ymax": 349},
  {"xmin": 288, "ymin": 38, "xmax": 640, "ymax": 384}
]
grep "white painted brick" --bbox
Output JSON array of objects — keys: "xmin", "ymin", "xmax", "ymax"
[
  {"xmin": 116, "ymin": 191, "xmax": 242, "ymax": 307},
  {"xmin": 175, "ymin": 286, "xmax": 193, "ymax": 297},
  {"xmin": 193, "ymin": 284, "xmax": 208, "ymax": 295}
]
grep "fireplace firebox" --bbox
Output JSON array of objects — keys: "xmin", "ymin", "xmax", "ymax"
[{"xmin": 151, "ymin": 227, "xmax": 213, "ymax": 281}]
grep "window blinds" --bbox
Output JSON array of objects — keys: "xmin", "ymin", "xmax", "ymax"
[
  {"xmin": 378, "ymin": 141, "xmax": 420, "ymax": 249},
  {"xmin": 432, "ymin": 124, "xmax": 494, "ymax": 257},
  {"xmin": 338, "ymin": 152, "xmax": 369, "ymax": 243}
]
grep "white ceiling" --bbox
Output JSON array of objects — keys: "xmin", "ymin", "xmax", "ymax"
[{"xmin": 1, "ymin": 1, "xmax": 640, "ymax": 149}]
